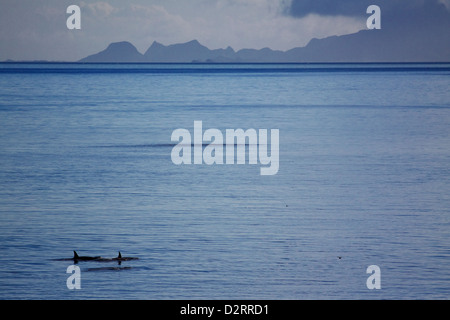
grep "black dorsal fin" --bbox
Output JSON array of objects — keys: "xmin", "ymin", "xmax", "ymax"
[
  {"xmin": 73, "ymin": 251, "xmax": 79, "ymax": 259},
  {"xmin": 118, "ymin": 252, "xmax": 122, "ymax": 259}
]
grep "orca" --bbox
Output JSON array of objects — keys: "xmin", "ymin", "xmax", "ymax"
[
  {"xmin": 73, "ymin": 250, "xmax": 102, "ymax": 261},
  {"xmin": 85, "ymin": 251, "xmax": 139, "ymax": 264},
  {"xmin": 112, "ymin": 251, "xmax": 139, "ymax": 261},
  {"xmin": 53, "ymin": 251, "xmax": 137, "ymax": 263}
]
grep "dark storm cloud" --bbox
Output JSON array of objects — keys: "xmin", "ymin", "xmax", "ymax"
[
  {"xmin": 285, "ymin": 0, "xmax": 367, "ymax": 17},
  {"xmin": 285, "ymin": 0, "xmax": 448, "ymax": 18},
  {"xmin": 283, "ymin": 0, "xmax": 450, "ymax": 62}
]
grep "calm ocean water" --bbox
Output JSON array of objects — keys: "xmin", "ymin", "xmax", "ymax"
[{"xmin": 0, "ymin": 63, "xmax": 449, "ymax": 300}]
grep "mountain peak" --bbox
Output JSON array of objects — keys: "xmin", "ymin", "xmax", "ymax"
[
  {"xmin": 174, "ymin": 39, "xmax": 208, "ymax": 50},
  {"xmin": 80, "ymin": 41, "xmax": 143, "ymax": 63},
  {"xmin": 144, "ymin": 39, "xmax": 213, "ymax": 62},
  {"xmin": 106, "ymin": 41, "xmax": 136, "ymax": 50},
  {"xmin": 186, "ymin": 39, "xmax": 200, "ymax": 45},
  {"xmin": 149, "ymin": 41, "xmax": 164, "ymax": 48}
]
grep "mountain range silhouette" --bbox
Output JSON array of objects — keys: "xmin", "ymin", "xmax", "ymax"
[
  {"xmin": 80, "ymin": 13, "xmax": 450, "ymax": 63},
  {"xmin": 80, "ymin": 31, "xmax": 450, "ymax": 63}
]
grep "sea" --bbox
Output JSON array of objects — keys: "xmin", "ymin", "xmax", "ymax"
[{"xmin": 0, "ymin": 63, "xmax": 449, "ymax": 300}]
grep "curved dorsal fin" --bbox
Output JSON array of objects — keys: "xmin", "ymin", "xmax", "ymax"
[
  {"xmin": 73, "ymin": 251, "xmax": 79, "ymax": 259},
  {"xmin": 118, "ymin": 252, "xmax": 122, "ymax": 259}
]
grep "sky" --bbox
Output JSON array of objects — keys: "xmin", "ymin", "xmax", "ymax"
[{"xmin": 0, "ymin": 0, "xmax": 449, "ymax": 61}]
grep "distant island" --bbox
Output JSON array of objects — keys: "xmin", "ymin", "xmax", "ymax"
[{"xmin": 78, "ymin": 23, "xmax": 450, "ymax": 63}]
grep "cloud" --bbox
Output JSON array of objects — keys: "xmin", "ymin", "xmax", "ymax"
[
  {"xmin": 284, "ymin": 0, "xmax": 450, "ymax": 36},
  {"xmin": 72, "ymin": 0, "xmax": 365, "ymax": 55},
  {"xmin": 82, "ymin": 1, "xmax": 117, "ymax": 17},
  {"xmin": 440, "ymin": 0, "xmax": 450, "ymax": 9},
  {"xmin": 285, "ymin": 0, "xmax": 366, "ymax": 18},
  {"xmin": 167, "ymin": 0, "xmax": 363, "ymax": 51},
  {"xmin": 284, "ymin": 0, "xmax": 449, "ymax": 18}
]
